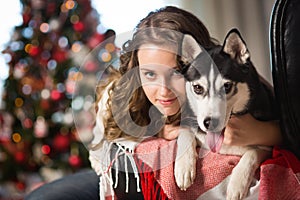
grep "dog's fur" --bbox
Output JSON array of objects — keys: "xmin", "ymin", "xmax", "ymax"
[{"xmin": 175, "ymin": 29, "xmax": 277, "ymax": 199}]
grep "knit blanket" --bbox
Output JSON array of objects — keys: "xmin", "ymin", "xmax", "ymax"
[{"xmin": 134, "ymin": 137, "xmax": 300, "ymax": 200}]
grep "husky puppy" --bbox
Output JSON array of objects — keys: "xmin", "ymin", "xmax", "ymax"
[{"xmin": 178, "ymin": 29, "xmax": 277, "ymax": 199}]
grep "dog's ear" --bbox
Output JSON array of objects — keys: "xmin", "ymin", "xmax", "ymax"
[
  {"xmin": 222, "ymin": 28, "xmax": 250, "ymax": 64},
  {"xmin": 181, "ymin": 34, "xmax": 202, "ymax": 63}
]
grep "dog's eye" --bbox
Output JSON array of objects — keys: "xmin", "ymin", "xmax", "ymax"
[
  {"xmin": 193, "ymin": 84, "xmax": 204, "ymax": 95},
  {"xmin": 224, "ymin": 82, "xmax": 233, "ymax": 94}
]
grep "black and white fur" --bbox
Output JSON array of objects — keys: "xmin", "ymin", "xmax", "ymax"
[{"xmin": 175, "ymin": 29, "xmax": 276, "ymax": 199}]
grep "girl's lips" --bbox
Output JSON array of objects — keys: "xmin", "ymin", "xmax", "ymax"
[{"xmin": 158, "ymin": 98, "xmax": 177, "ymax": 106}]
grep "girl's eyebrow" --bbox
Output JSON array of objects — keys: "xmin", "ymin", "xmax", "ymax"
[
  {"xmin": 140, "ymin": 64, "xmax": 179, "ymax": 69},
  {"xmin": 139, "ymin": 64, "xmax": 155, "ymax": 69},
  {"xmin": 139, "ymin": 68, "xmax": 154, "ymax": 71},
  {"xmin": 139, "ymin": 65, "xmax": 179, "ymax": 72}
]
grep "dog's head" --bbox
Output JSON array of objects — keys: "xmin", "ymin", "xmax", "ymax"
[{"xmin": 181, "ymin": 29, "xmax": 252, "ymax": 152}]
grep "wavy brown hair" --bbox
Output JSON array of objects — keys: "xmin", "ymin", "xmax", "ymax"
[{"xmin": 97, "ymin": 6, "xmax": 218, "ymax": 142}]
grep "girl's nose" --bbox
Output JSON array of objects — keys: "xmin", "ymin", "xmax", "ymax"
[{"xmin": 159, "ymin": 78, "xmax": 172, "ymax": 96}]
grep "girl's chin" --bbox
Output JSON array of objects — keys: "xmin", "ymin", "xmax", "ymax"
[
  {"xmin": 154, "ymin": 103, "xmax": 180, "ymax": 117},
  {"xmin": 158, "ymin": 108, "xmax": 179, "ymax": 117}
]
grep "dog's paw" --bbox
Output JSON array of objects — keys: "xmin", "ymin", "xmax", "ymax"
[
  {"xmin": 226, "ymin": 166, "xmax": 251, "ymax": 200},
  {"xmin": 174, "ymin": 148, "xmax": 197, "ymax": 191},
  {"xmin": 226, "ymin": 183, "xmax": 248, "ymax": 200}
]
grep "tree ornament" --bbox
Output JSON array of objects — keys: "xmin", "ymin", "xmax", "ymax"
[
  {"xmin": 68, "ymin": 154, "xmax": 82, "ymax": 168},
  {"xmin": 53, "ymin": 133, "xmax": 70, "ymax": 152},
  {"xmin": 73, "ymin": 21, "xmax": 85, "ymax": 32},
  {"xmin": 28, "ymin": 45, "xmax": 41, "ymax": 57},
  {"xmin": 87, "ymin": 33, "xmax": 104, "ymax": 49},
  {"xmin": 34, "ymin": 116, "xmax": 48, "ymax": 138},
  {"xmin": 49, "ymin": 18, "xmax": 61, "ymax": 31},
  {"xmin": 14, "ymin": 151, "xmax": 26, "ymax": 163},
  {"xmin": 52, "ymin": 49, "xmax": 67, "ymax": 62},
  {"xmin": 50, "ymin": 89, "xmax": 62, "ymax": 101}
]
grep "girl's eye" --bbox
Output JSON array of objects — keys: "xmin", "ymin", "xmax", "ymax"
[
  {"xmin": 171, "ymin": 69, "xmax": 183, "ymax": 77},
  {"xmin": 173, "ymin": 69, "xmax": 181, "ymax": 75},
  {"xmin": 144, "ymin": 71, "xmax": 156, "ymax": 79}
]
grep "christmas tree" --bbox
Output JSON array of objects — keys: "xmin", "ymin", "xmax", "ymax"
[{"xmin": 0, "ymin": 0, "xmax": 117, "ymax": 197}]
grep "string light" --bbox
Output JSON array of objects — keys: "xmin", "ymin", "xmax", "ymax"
[
  {"xmin": 105, "ymin": 43, "xmax": 115, "ymax": 53},
  {"xmin": 58, "ymin": 36, "xmax": 68, "ymax": 48},
  {"xmin": 70, "ymin": 15, "xmax": 79, "ymax": 24},
  {"xmin": 60, "ymin": 3, "xmax": 68, "ymax": 13},
  {"xmin": 71, "ymin": 96, "xmax": 84, "ymax": 110},
  {"xmin": 52, "ymin": 111, "xmax": 64, "ymax": 123},
  {"xmin": 41, "ymin": 89, "xmax": 50, "ymax": 99},
  {"xmin": 22, "ymin": 27, "xmax": 33, "ymax": 38},
  {"xmin": 22, "ymin": 84, "xmax": 32, "ymax": 95},
  {"xmin": 40, "ymin": 23, "xmax": 50, "ymax": 33},
  {"xmin": 101, "ymin": 51, "xmax": 111, "ymax": 62},
  {"xmin": 10, "ymin": 41, "xmax": 24, "ymax": 51},
  {"xmin": 47, "ymin": 59, "xmax": 57, "ymax": 70},
  {"xmin": 15, "ymin": 98, "xmax": 23, "ymax": 107},
  {"xmin": 65, "ymin": 0, "xmax": 76, "ymax": 10},
  {"xmin": 34, "ymin": 116, "xmax": 48, "ymax": 138},
  {"xmin": 68, "ymin": 70, "xmax": 83, "ymax": 82},
  {"xmin": 49, "ymin": 19, "xmax": 60, "ymax": 31},
  {"xmin": 24, "ymin": 44, "xmax": 32, "ymax": 53},
  {"xmin": 65, "ymin": 79, "xmax": 75, "ymax": 94},
  {"xmin": 12, "ymin": 133, "xmax": 22, "ymax": 143},
  {"xmin": 98, "ymin": 49, "xmax": 111, "ymax": 62},
  {"xmin": 71, "ymin": 42, "xmax": 82, "ymax": 52}
]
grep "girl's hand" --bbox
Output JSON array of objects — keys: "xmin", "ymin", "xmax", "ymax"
[{"xmin": 223, "ymin": 114, "xmax": 282, "ymax": 146}]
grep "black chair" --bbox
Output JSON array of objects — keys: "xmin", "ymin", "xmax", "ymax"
[{"xmin": 270, "ymin": 0, "xmax": 300, "ymax": 159}]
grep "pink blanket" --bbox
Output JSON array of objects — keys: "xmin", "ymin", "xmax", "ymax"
[{"xmin": 134, "ymin": 137, "xmax": 300, "ymax": 200}]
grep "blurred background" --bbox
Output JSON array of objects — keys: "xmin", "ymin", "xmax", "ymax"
[{"xmin": 0, "ymin": 0, "xmax": 275, "ymax": 199}]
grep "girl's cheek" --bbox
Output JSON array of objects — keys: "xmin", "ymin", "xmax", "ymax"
[{"xmin": 171, "ymin": 79, "xmax": 185, "ymax": 92}]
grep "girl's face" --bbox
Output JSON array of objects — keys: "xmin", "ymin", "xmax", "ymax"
[{"xmin": 138, "ymin": 45, "xmax": 186, "ymax": 116}]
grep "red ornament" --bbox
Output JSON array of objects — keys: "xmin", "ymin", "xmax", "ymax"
[
  {"xmin": 50, "ymin": 90, "xmax": 62, "ymax": 101},
  {"xmin": 28, "ymin": 46, "xmax": 41, "ymax": 56},
  {"xmin": 87, "ymin": 33, "xmax": 104, "ymax": 49},
  {"xmin": 52, "ymin": 49, "xmax": 67, "ymax": 62},
  {"xmin": 23, "ymin": 118, "xmax": 33, "ymax": 129},
  {"xmin": 40, "ymin": 99, "xmax": 50, "ymax": 110},
  {"xmin": 22, "ymin": 13, "xmax": 31, "ymax": 25},
  {"xmin": 73, "ymin": 22, "xmax": 85, "ymax": 32},
  {"xmin": 15, "ymin": 181, "xmax": 26, "ymax": 191},
  {"xmin": 84, "ymin": 60, "xmax": 97, "ymax": 72},
  {"xmin": 14, "ymin": 151, "xmax": 26, "ymax": 163},
  {"xmin": 41, "ymin": 145, "xmax": 51, "ymax": 155},
  {"xmin": 53, "ymin": 134, "xmax": 70, "ymax": 152},
  {"xmin": 68, "ymin": 154, "xmax": 82, "ymax": 168}
]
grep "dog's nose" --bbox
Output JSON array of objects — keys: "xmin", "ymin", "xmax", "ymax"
[{"xmin": 203, "ymin": 117, "xmax": 219, "ymax": 130}]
